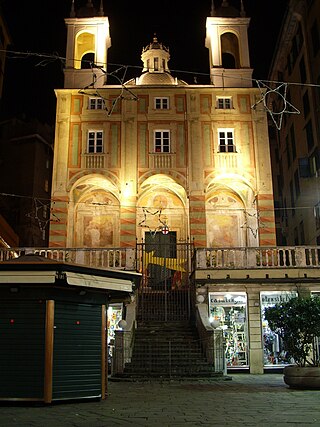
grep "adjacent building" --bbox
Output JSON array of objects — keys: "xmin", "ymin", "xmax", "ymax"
[
  {"xmin": 0, "ymin": 118, "xmax": 54, "ymax": 246},
  {"xmin": 268, "ymin": 0, "xmax": 320, "ymax": 246}
]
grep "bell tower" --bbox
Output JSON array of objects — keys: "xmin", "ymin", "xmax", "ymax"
[
  {"xmin": 205, "ymin": 0, "xmax": 253, "ymax": 87},
  {"xmin": 64, "ymin": 0, "xmax": 111, "ymax": 89}
]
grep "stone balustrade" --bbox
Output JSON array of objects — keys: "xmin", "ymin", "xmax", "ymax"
[{"xmin": 0, "ymin": 245, "xmax": 319, "ymax": 271}]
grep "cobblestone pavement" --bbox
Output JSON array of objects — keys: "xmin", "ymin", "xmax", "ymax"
[{"xmin": 1, "ymin": 374, "xmax": 320, "ymax": 426}]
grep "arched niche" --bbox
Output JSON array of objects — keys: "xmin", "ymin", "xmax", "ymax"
[
  {"xmin": 74, "ymin": 190, "xmax": 119, "ymax": 248},
  {"xmin": 67, "ymin": 175, "xmax": 120, "ymax": 247},
  {"xmin": 206, "ymin": 190, "xmax": 247, "ymax": 247},
  {"xmin": 137, "ymin": 175, "xmax": 188, "ymax": 242},
  {"xmin": 221, "ymin": 32, "xmax": 240, "ymax": 68},
  {"xmin": 74, "ymin": 32, "xmax": 95, "ymax": 70}
]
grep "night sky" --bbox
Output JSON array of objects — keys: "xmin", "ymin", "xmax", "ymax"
[{"xmin": 1, "ymin": 0, "xmax": 289, "ymax": 125}]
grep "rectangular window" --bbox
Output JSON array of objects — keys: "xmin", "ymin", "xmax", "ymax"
[
  {"xmin": 299, "ymin": 221, "xmax": 305, "ymax": 244},
  {"xmin": 298, "ymin": 157, "xmax": 311, "ymax": 177},
  {"xmin": 283, "ymin": 198, "xmax": 288, "ymax": 227},
  {"xmin": 314, "ymin": 202, "xmax": 320, "ymax": 230},
  {"xmin": 290, "ymin": 124, "xmax": 296, "ymax": 160},
  {"xmin": 303, "ymin": 90, "xmax": 310, "ymax": 117},
  {"xmin": 290, "ymin": 180, "xmax": 295, "ymax": 217},
  {"xmin": 287, "ymin": 53, "xmax": 292, "ymax": 75},
  {"xmin": 294, "ymin": 169, "xmax": 300, "ymax": 197},
  {"xmin": 154, "ymin": 97, "xmax": 169, "ymax": 109},
  {"xmin": 154, "ymin": 130, "xmax": 170, "ymax": 153},
  {"xmin": 306, "ymin": 120, "xmax": 314, "ymax": 151},
  {"xmin": 286, "ymin": 135, "xmax": 291, "ymax": 168},
  {"xmin": 299, "ymin": 56, "xmax": 307, "ymax": 83},
  {"xmin": 217, "ymin": 97, "xmax": 232, "ymax": 109},
  {"xmin": 88, "ymin": 130, "xmax": 103, "ymax": 153},
  {"xmin": 218, "ymin": 129, "xmax": 236, "ymax": 153},
  {"xmin": 310, "ymin": 151, "xmax": 320, "ymax": 177},
  {"xmin": 89, "ymin": 97, "xmax": 103, "ymax": 110},
  {"xmin": 311, "ymin": 20, "xmax": 320, "ymax": 56}
]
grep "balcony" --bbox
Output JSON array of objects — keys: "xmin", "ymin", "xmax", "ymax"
[
  {"xmin": 214, "ymin": 152, "xmax": 238, "ymax": 170},
  {"xmin": 83, "ymin": 153, "xmax": 105, "ymax": 169},
  {"xmin": 0, "ymin": 246, "xmax": 319, "ymax": 271},
  {"xmin": 150, "ymin": 153, "xmax": 174, "ymax": 169}
]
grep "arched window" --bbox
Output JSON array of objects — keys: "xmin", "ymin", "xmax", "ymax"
[
  {"xmin": 222, "ymin": 53, "xmax": 236, "ymax": 69},
  {"xmin": 81, "ymin": 52, "xmax": 95, "ymax": 69},
  {"xmin": 221, "ymin": 32, "xmax": 240, "ymax": 68}
]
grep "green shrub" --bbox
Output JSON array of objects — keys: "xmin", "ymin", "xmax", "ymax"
[{"xmin": 264, "ymin": 296, "xmax": 320, "ymax": 367}]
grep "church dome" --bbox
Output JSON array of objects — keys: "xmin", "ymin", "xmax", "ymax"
[
  {"xmin": 137, "ymin": 72, "xmax": 176, "ymax": 85},
  {"xmin": 135, "ymin": 35, "xmax": 179, "ymax": 86}
]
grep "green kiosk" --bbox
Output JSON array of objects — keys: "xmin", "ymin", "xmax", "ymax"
[{"xmin": 0, "ymin": 254, "xmax": 140, "ymax": 403}]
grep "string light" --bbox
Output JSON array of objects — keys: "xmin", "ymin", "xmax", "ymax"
[
  {"xmin": 0, "ymin": 191, "xmax": 318, "ymax": 213},
  {"xmin": 251, "ymin": 81, "xmax": 300, "ymax": 130},
  {"xmin": 2, "ymin": 48, "xmax": 320, "ymax": 90},
  {"xmin": 3, "ymin": 48, "xmax": 319, "ymax": 127},
  {"xmin": 1, "ymin": 49, "xmax": 318, "ymax": 234},
  {"xmin": 25, "ymin": 198, "xmax": 60, "ymax": 232}
]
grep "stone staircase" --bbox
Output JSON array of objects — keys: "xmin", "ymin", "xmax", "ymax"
[{"xmin": 113, "ymin": 320, "xmax": 224, "ymax": 380}]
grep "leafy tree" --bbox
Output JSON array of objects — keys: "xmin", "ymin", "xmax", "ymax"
[{"xmin": 264, "ymin": 297, "xmax": 320, "ymax": 367}]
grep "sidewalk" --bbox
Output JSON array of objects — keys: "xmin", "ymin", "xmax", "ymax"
[{"xmin": 1, "ymin": 374, "xmax": 320, "ymax": 426}]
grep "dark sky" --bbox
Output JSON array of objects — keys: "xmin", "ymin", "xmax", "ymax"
[{"xmin": 1, "ymin": 0, "xmax": 288, "ymax": 125}]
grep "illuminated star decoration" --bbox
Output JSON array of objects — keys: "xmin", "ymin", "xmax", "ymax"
[
  {"xmin": 251, "ymin": 81, "xmax": 300, "ymax": 130},
  {"xmin": 240, "ymin": 209, "xmax": 265, "ymax": 239},
  {"xmin": 138, "ymin": 207, "xmax": 168, "ymax": 237},
  {"xmin": 26, "ymin": 199, "xmax": 60, "ymax": 233}
]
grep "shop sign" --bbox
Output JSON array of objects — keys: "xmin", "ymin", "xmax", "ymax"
[
  {"xmin": 261, "ymin": 292, "xmax": 297, "ymax": 305},
  {"xmin": 209, "ymin": 293, "xmax": 246, "ymax": 306}
]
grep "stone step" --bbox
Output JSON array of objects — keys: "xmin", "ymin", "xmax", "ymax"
[
  {"xmin": 126, "ymin": 360, "xmax": 213, "ymax": 369},
  {"xmin": 119, "ymin": 319, "xmax": 219, "ymax": 379},
  {"xmin": 115, "ymin": 370, "xmax": 223, "ymax": 379}
]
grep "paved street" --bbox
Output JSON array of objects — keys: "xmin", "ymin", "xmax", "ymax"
[{"xmin": 1, "ymin": 374, "xmax": 320, "ymax": 426}]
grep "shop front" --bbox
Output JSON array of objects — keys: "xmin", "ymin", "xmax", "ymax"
[
  {"xmin": 260, "ymin": 291, "xmax": 298, "ymax": 368},
  {"xmin": 209, "ymin": 292, "xmax": 249, "ymax": 369}
]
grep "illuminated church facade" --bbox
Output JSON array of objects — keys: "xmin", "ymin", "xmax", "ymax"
[
  {"xmin": 48, "ymin": 0, "xmax": 288, "ymax": 375},
  {"xmin": 49, "ymin": 1, "xmax": 276, "ymax": 252}
]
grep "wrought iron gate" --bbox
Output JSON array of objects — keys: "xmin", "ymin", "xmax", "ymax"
[{"xmin": 136, "ymin": 235, "xmax": 194, "ymax": 322}]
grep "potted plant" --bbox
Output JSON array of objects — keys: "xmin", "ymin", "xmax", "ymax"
[{"xmin": 264, "ymin": 296, "xmax": 320, "ymax": 389}]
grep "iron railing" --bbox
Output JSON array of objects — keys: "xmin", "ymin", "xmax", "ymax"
[{"xmin": 112, "ymin": 334, "xmax": 225, "ymax": 378}]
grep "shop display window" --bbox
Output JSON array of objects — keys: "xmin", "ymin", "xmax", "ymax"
[
  {"xmin": 209, "ymin": 292, "xmax": 248, "ymax": 368},
  {"xmin": 260, "ymin": 291, "xmax": 297, "ymax": 366}
]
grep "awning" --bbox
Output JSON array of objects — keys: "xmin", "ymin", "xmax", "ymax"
[
  {"xmin": 0, "ymin": 270, "xmax": 133, "ymax": 292},
  {"xmin": 0, "ymin": 271, "xmax": 56, "ymax": 284},
  {"xmin": 65, "ymin": 271, "xmax": 132, "ymax": 292}
]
